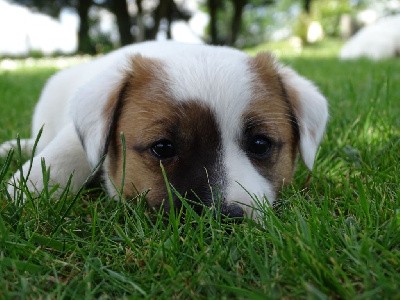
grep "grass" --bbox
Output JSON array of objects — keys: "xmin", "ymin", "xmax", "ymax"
[{"xmin": 1, "ymin": 40, "xmax": 400, "ymax": 298}]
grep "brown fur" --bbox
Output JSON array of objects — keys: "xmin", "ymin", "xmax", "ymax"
[
  {"xmin": 106, "ymin": 56, "xmax": 222, "ymax": 210},
  {"xmin": 106, "ymin": 55, "xmax": 169, "ymax": 206},
  {"xmin": 247, "ymin": 52, "xmax": 300, "ymax": 191}
]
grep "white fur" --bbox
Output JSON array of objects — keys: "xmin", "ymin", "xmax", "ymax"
[
  {"xmin": 0, "ymin": 139, "xmax": 33, "ymax": 157},
  {"xmin": 340, "ymin": 15, "xmax": 400, "ymax": 60},
  {"xmin": 7, "ymin": 123, "xmax": 90, "ymax": 197},
  {"xmin": 223, "ymin": 141, "xmax": 275, "ymax": 209},
  {"xmin": 1, "ymin": 41, "xmax": 328, "ymax": 218},
  {"xmin": 161, "ymin": 45, "xmax": 275, "ymax": 209}
]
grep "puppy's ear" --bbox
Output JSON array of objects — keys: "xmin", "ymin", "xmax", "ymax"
[
  {"xmin": 70, "ymin": 55, "xmax": 159, "ymax": 169},
  {"xmin": 69, "ymin": 64, "xmax": 127, "ymax": 168},
  {"xmin": 278, "ymin": 62, "xmax": 328, "ymax": 170}
]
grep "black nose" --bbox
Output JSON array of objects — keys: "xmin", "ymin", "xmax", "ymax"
[{"xmin": 222, "ymin": 203, "xmax": 244, "ymax": 220}]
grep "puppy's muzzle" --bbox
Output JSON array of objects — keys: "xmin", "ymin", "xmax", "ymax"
[{"xmin": 221, "ymin": 203, "xmax": 245, "ymax": 220}]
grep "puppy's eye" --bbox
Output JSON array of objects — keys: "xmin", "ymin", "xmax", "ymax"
[
  {"xmin": 247, "ymin": 135, "xmax": 272, "ymax": 159},
  {"xmin": 150, "ymin": 139, "xmax": 176, "ymax": 160}
]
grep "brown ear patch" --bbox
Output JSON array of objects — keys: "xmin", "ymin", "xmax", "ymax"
[
  {"xmin": 105, "ymin": 55, "xmax": 167, "ymax": 206},
  {"xmin": 126, "ymin": 54, "xmax": 167, "ymax": 91},
  {"xmin": 101, "ymin": 55, "xmax": 161, "ymax": 171},
  {"xmin": 249, "ymin": 52, "xmax": 281, "ymax": 94},
  {"xmin": 247, "ymin": 52, "xmax": 300, "ymax": 191}
]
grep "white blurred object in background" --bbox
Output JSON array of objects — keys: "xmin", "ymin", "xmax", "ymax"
[
  {"xmin": 0, "ymin": 0, "xmax": 206, "ymax": 56},
  {"xmin": 0, "ymin": 0, "xmax": 77, "ymax": 56},
  {"xmin": 340, "ymin": 14, "xmax": 400, "ymax": 60},
  {"xmin": 307, "ymin": 21, "xmax": 324, "ymax": 44}
]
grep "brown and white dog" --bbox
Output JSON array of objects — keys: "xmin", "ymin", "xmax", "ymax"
[{"xmin": 0, "ymin": 41, "xmax": 328, "ymax": 218}]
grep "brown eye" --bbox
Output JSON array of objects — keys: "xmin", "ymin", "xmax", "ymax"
[
  {"xmin": 150, "ymin": 139, "xmax": 176, "ymax": 160},
  {"xmin": 246, "ymin": 135, "xmax": 272, "ymax": 159}
]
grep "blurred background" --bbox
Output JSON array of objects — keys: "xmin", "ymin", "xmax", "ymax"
[{"xmin": 0, "ymin": 0, "xmax": 399, "ymax": 58}]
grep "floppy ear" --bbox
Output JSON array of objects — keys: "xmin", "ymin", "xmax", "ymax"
[
  {"xmin": 278, "ymin": 64, "xmax": 329, "ymax": 170},
  {"xmin": 69, "ymin": 65, "xmax": 127, "ymax": 169},
  {"xmin": 70, "ymin": 55, "xmax": 162, "ymax": 169}
]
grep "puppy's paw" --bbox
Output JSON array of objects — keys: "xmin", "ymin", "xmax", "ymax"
[
  {"xmin": 6, "ymin": 160, "xmax": 46, "ymax": 201},
  {"xmin": 0, "ymin": 139, "xmax": 34, "ymax": 158},
  {"xmin": 0, "ymin": 142, "xmax": 15, "ymax": 157}
]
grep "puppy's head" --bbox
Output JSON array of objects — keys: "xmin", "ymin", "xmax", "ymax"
[{"xmin": 71, "ymin": 45, "xmax": 328, "ymax": 218}]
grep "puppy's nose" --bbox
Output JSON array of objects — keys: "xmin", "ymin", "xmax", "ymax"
[{"xmin": 222, "ymin": 203, "xmax": 244, "ymax": 220}]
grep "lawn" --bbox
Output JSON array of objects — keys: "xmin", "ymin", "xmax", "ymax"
[{"xmin": 1, "ymin": 41, "xmax": 399, "ymax": 299}]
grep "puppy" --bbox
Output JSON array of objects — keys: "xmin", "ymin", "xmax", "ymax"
[{"xmin": 0, "ymin": 41, "xmax": 328, "ymax": 218}]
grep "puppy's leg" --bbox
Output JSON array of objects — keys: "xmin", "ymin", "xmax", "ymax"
[
  {"xmin": 0, "ymin": 139, "xmax": 34, "ymax": 157},
  {"xmin": 8, "ymin": 123, "xmax": 91, "ymax": 198}
]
